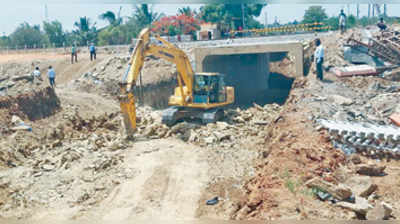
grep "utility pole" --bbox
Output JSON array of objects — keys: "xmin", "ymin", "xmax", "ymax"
[
  {"xmin": 45, "ymin": 4, "xmax": 49, "ymax": 22},
  {"xmin": 347, "ymin": 4, "xmax": 350, "ymax": 16},
  {"xmin": 384, "ymin": 4, "xmax": 387, "ymax": 17},
  {"xmin": 264, "ymin": 11, "xmax": 268, "ymax": 27},
  {"xmin": 368, "ymin": 4, "xmax": 371, "ymax": 18},
  {"xmin": 241, "ymin": 4, "xmax": 245, "ymax": 30},
  {"xmin": 356, "ymin": 4, "xmax": 360, "ymax": 19}
]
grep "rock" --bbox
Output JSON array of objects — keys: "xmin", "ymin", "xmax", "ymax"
[
  {"xmin": 42, "ymin": 164, "xmax": 55, "ymax": 171},
  {"xmin": 344, "ymin": 176, "xmax": 377, "ymax": 198},
  {"xmin": 336, "ymin": 196, "xmax": 373, "ymax": 215},
  {"xmin": 367, "ymin": 201, "xmax": 393, "ymax": 220},
  {"xmin": 329, "ymin": 94, "xmax": 353, "ymax": 106},
  {"xmin": 214, "ymin": 131, "xmax": 230, "ymax": 141},
  {"xmin": 305, "ymin": 177, "xmax": 352, "ymax": 200},
  {"xmin": 350, "ymin": 154, "xmax": 362, "ymax": 164},
  {"xmin": 11, "ymin": 74, "xmax": 33, "ymax": 82},
  {"xmin": 11, "ymin": 115, "xmax": 23, "ymax": 124},
  {"xmin": 170, "ymin": 122, "xmax": 198, "ymax": 134},
  {"xmin": 216, "ymin": 121, "xmax": 229, "ymax": 130},
  {"xmin": 356, "ymin": 164, "xmax": 386, "ymax": 176},
  {"xmin": 204, "ymin": 136, "xmax": 216, "ymax": 144}
]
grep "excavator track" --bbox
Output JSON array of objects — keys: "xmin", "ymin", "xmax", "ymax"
[
  {"xmin": 318, "ymin": 119, "xmax": 400, "ymax": 159},
  {"xmin": 162, "ymin": 106, "xmax": 225, "ymax": 126}
]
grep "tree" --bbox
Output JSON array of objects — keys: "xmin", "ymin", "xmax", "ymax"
[
  {"xmin": 99, "ymin": 7, "xmax": 123, "ymax": 26},
  {"xmin": 133, "ymin": 4, "xmax": 162, "ymax": 28},
  {"xmin": 152, "ymin": 14, "xmax": 201, "ymax": 36},
  {"xmin": 10, "ymin": 23, "xmax": 48, "ymax": 48},
  {"xmin": 178, "ymin": 6, "xmax": 196, "ymax": 17},
  {"xmin": 199, "ymin": 4, "xmax": 266, "ymax": 30},
  {"xmin": 303, "ymin": 6, "xmax": 328, "ymax": 24},
  {"xmin": 43, "ymin": 20, "xmax": 65, "ymax": 47},
  {"xmin": 73, "ymin": 17, "xmax": 97, "ymax": 46}
]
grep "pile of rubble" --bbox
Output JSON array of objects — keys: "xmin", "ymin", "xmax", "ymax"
[
  {"xmin": 135, "ymin": 103, "xmax": 283, "ymax": 149},
  {"xmin": 0, "ymin": 61, "xmax": 48, "ymax": 96}
]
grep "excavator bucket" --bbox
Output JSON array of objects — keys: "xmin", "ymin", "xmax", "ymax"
[{"xmin": 119, "ymin": 92, "xmax": 136, "ymax": 136}]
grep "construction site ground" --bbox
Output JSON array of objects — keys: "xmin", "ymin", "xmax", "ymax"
[{"xmin": 0, "ymin": 28, "xmax": 400, "ymax": 221}]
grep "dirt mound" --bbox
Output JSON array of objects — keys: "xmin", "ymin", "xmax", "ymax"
[{"xmin": 0, "ymin": 87, "xmax": 60, "ymax": 121}]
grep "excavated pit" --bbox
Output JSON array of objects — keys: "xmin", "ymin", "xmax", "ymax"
[{"xmin": 0, "ymin": 87, "xmax": 60, "ymax": 121}]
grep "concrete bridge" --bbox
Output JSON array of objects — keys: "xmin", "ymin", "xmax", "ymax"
[{"xmin": 194, "ymin": 40, "xmax": 309, "ymax": 105}]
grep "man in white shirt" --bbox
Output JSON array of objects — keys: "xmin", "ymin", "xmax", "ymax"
[
  {"xmin": 33, "ymin": 67, "xmax": 42, "ymax": 81},
  {"xmin": 314, "ymin": 38, "xmax": 324, "ymax": 81}
]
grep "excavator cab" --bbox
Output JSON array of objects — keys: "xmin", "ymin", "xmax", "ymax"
[{"xmin": 193, "ymin": 73, "xmax": 227, "ymax": 104}]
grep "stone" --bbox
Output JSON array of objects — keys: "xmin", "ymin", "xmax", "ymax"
[
  {"xmin": 350, "ymin": 154, "xmax": 362, "ymax": 164},
  {"xmin": 356, "ymin": 164, "xmax": 386, "ymax": 176},
  {"xmin": 216, "ymin": 121, "xmax": 229, "ymax": 130},
  {"xmin": 329, "ymin": 94, "xmax": 353, "ymax": 106},
  {"xmin": 214, "ymin": 132, "xmax": 230, "ymax": 141},
  {"xmin": 367, "ymin": 201, "xmax": 393, "ymax": 220},
  {"xmin": 42, "ymin": 164, "xmax": 55, "ymax": 171},
  {"xmin": 11, "ymin": 74, "xmax": 33, "ymax": 82},
  {"xmin": 11, "ymin": 115, "xmax": 23, "ymax": 124},
  {"xmin": 204, "ymin": 136, "xmax": 216, "ymax": 144},
  {"xmin": 336, "ymin": 196, "xmax": 373, "ymax": 215},
  {"xmin": 344, "ymin": 176, "xmax": 377, "ymax": 198},
  {"xmin": 305, "ymin": 177, "xmax": 352, "ymax": 201}
]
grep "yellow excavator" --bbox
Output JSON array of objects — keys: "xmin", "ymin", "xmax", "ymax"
[{"xmin": 119, "ymin": 28, "xmax": 235, "ymax": 135}]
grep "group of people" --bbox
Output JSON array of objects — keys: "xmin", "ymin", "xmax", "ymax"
[
  {"xmin": 31, "ymin": 66, "xmax": 56, "ymax": 88},
  {"xmin": 338, "ymin": 9, "xmax": 387, "ymax": 34},
  {"xmin": 313, "ymin": 10, "xmax": 389, "ymax": 81},
  {"xmin": 71, "ymin": 43, "xmax": 97, "ymax": 64},
  {"xmin": 31, "ymin": 43, "xmax": 98, "ymax": 89}
]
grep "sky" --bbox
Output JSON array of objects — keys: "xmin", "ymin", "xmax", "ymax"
[{"xmin": 1, "ymin": 3, "xmax": 399, "ymax": 35}]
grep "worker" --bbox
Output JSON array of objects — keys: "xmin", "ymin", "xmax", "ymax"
[
  {"xmin": 71, "ymin": 45, "xmax": 78, "ymax": 64},
  {"xmin": 314, "ymin": 38, "xmax": 324, "ymax": 81},
  {"xmin": 89, "ymin": 42, "xmax": 96, "ymax": 61},
  {"xmin": 377, "ymin": 17, "xmax": 387, "ymax": 32},
  {"xmin": 47, "ymin": 66, "xmax": 56, "ymax": 88},
  {"xmin": 32, "ymin": 67, "xmax": 42, "ymax": 81},
  {"xmin": 339, "ymin": 9, "xmax": 347, "ymax": 34}
]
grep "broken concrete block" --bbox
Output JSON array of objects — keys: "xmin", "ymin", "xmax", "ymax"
[
  {"xmin": 214, "ymin": 131, "xmax": 230, "ymax": 141},
  {"xmin": 11, "ymin": 115, "xmax": 23, "ymax": 125},
  {"xmin": 389, "ymin": 113, "xmax": 400, "ymax": 127},
  {"xmin": 336, "ymin": 196, "xmax": 373, "ymax": 215},
  {"xmin": 356, "ymin": 164, "xmax": 386, "ymax": 176},
  {"xmin": 344, "ymin": 176, "xmax": 378, "ymax": 198},
  {"xmin": 367, "ymin": 201, "xmax": 393, "ymax": 220},
  {"xmin": 329, "ymin": 94, "xmax": 353, "ymax": 106},
  {"xmin": 12, "ymin": 74, "xmax": 33, "ymax": 82},
  {"xmin": 305, "ymin": 177, "xmax": 352, "ymax": 200}
]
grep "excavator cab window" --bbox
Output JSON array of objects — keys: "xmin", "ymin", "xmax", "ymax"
[{"xmin": 193, "ymin": 74, "xmax": 227, "ymax": 104}]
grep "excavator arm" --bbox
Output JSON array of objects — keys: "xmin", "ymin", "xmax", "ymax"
[{"xmin": 119, "ymin": 28, "xmax": 194, "ymax": 136}]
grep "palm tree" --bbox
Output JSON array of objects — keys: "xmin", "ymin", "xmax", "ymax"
[
  {"xmin": 99, "ymin": 7, "xmax": 123, "ymax": 26},
  {"xmin": 178, "ymin": 6, "xmax": 196, "ymax": 16},
  {"xmin": 73, "ymin": 17, "xmax": 97, "ymax": 46},
  {"xmin": 133, "ymin": 4, "xmax": 162, "ymax": 27}
]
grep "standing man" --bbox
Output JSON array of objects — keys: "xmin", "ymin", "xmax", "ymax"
[
  {"xmin": 71, "ymin": 44, "xmax": 78, "ymax": 64},
  {"xmin": 339, "ymin": 9, "xmax": 347, "ymax": 34},
  {"xmin": 47, "ymin": 66, "xmax": 56, "ymax": 88},
  {"xmin": 89, "ymin": 42, "xmax": 96, "ymax": 61},
  {"xmin": 314, "ymin": 38, "xmax": 324, "ymax": 81}
]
